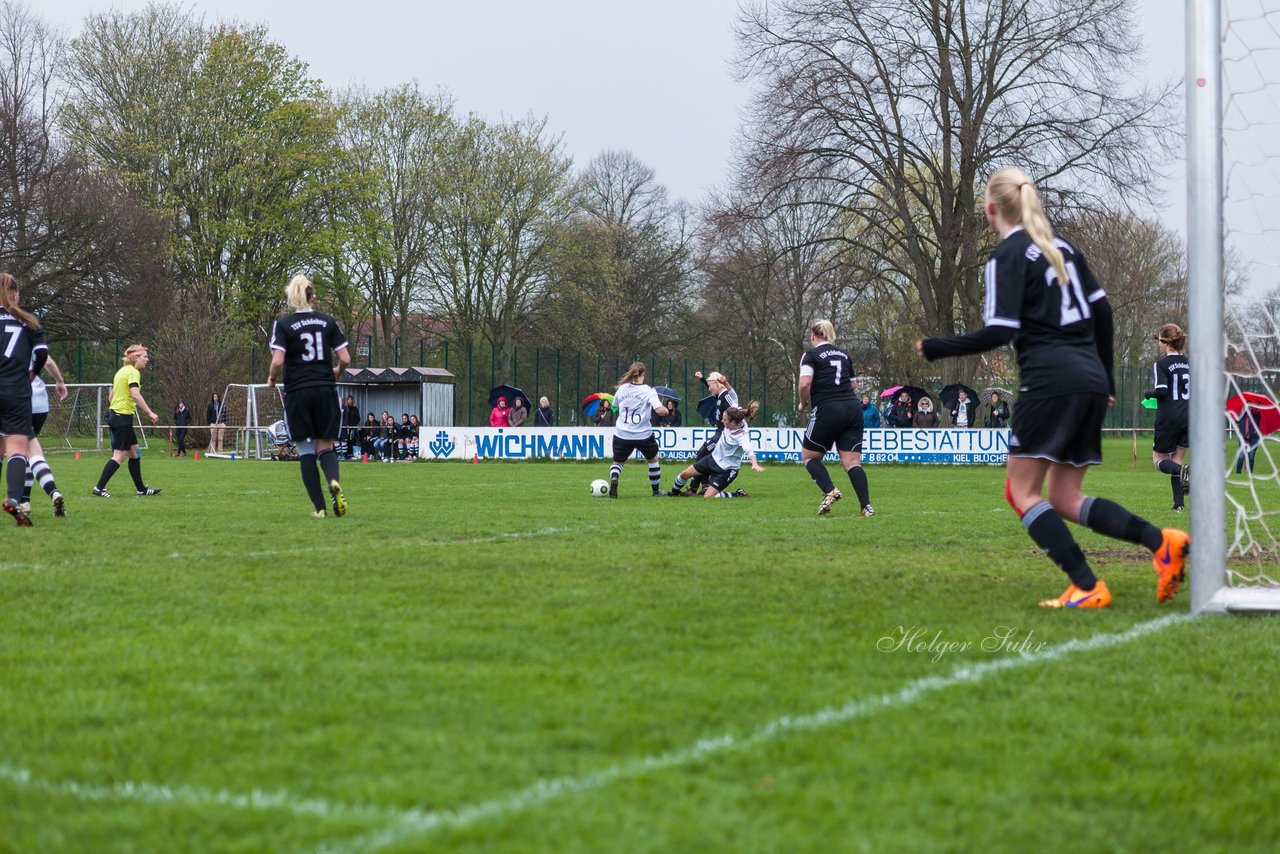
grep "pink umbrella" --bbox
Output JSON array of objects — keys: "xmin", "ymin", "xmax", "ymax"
[{"xmin": 879, "ymin": 385, "xmax": 903, "ymax": 398}]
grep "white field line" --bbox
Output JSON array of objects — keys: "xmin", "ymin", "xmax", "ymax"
[
  {"xmin": 0, "ymin": 615, "xmax": 1191, "ymax": 851},
  {"xmin": 0, "ymin": 764, "xmax": 398, "ymax": 825},
  {"xmin": 320, "ymin": 613, "xmax": 1194, "ymax": 853}
]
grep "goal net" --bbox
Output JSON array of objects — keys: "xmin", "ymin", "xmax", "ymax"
[
  {"xmin": 40, "ymin": 383, "xmax": 116, "ymax": 453},
  {"xmin": 1189, "ymin": 0, "xmax": 1280, "ymax": 611},
  {"xmin": 219, "ymin": 383, "xmax": 287, "ymax": 460}
]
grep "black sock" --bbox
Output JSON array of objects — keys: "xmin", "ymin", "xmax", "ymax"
[
  {"xmin": 1080, "ymin": 496, "xmax": 1164, "ymax": 552},
  {"xmin": 96, "ymin": 459, "xmax": 119, "ymax": 491},
  {"xmin": 127, "ymin": 458, "xmax": 145, "ymax": 491},
  {"xmin": 1157, "ymin": 459, "xmax": 1183, "ymax": 477},
  {"xmin": 847, "ymin": 465, "xmax": 871, "ymax": 507},
  {"xmin": 1170, "ymin": 475, "xmax": 1184, "ymax": 507},
  {"xmin": 317, "ymin": 448, "xmax": 340, "ymax": 484},
  {"xmin": 648, "ymin": 461, "xmax": 661, "ymax": 494},
  {"xmin": 299, "ymin": 454, "xmax": 325, "ymax": 511},
  {"xmin": 5, "ymin": 455, "xmax": 26, "ymax": 503},
  {"xmin": 1023, "ymin": 501, "xmax": 1096, "ymax": 590},
  {"xmin": 805, "ymin": 459, "xmax": 835, "ymax": 493}
]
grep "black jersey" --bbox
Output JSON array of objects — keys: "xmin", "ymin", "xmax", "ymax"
[
  {"xmin": 800, "ymin": 342, "xmax": 856, "ymax": 405},
  {"xmin": 982, "ymin": 228, "xmax": 1110, "ymax": 398},
  {"xmin": 269, "ymin": 310, "xmax": 349, "ymax": 392},
  {"xmin": 0, "ymin": 312, "xmax": 46, "ymax": 397},
  {"xmin": 1150, "ymin": 353, "xmax": 1190, "ymax": 427}
]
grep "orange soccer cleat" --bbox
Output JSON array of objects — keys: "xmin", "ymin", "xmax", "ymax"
[
  {"xmin": 1038, "ymin": 580, "xmax": 1112, "ymax": 609},
  {"xmin": 1153, "ymin": 528, "xmax": 1190, "ymax": 603}
]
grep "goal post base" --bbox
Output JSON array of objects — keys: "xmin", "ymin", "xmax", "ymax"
[{"xmin": 1195, "ymin": 586, "xmax": 1280, "ymax": 615}]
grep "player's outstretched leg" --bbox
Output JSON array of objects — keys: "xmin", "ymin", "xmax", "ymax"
[
  {"xmin": 608, "ymin": 462, "xmax": 621, "ymax": 499},
  {"xmin": 1078, "ymin": 496, "xmax": 1188, "ymax": 603},
  {"xmin": 299, "ymin": 453, "xmax": 326, "ymax": 516},
  {"xmin": 1021, "ymin": 501, "xmax": 1111, "ymax": 608}
]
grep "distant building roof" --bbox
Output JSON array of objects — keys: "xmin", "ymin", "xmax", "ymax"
[{"xmin": 341, "ymin": 366, "xmax": 454, "ymax": 384}]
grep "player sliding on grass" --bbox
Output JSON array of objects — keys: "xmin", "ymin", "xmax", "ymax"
[
  {"xmin": 267, "ymin": 275, "xmax": 351, "ymax": 518},
  {"xmin": 668, "ymin": 402, "xmax": 764, "ymax": 498},
  {"xmin": 918, "ymin": 167, "xmax": 1188, "ymax": 608},
  {"xmin": 606, "ymin": 361, "xmax": 668, "ymax": 498},
  {"xmin": 682, "ymin": 368, "xmax": 738, "ymax": 496}
]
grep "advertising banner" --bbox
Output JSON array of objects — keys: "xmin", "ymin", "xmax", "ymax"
[{"xmin": 419, "ymin": 427, "xmax": 1009, "ymax": 465}]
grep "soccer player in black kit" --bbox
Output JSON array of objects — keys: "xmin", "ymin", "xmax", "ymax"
[
  {"xmin": 1145, "ymin": 323, "xmax": 1191, "ymax": 511},
  {"xmin": 0, "ymin": 273, "xmax": 47, "ymax": 526},
  {"xmin": 798, "ymin": 319, "xmax": 873, "ymax": 517},
  {"xmin": 267, "ymin": 275, "xmax": 352, "ymax": 517},
  {"xmin": 918, "ymin": 168, "xmax": 1188, "ymax": 607}
]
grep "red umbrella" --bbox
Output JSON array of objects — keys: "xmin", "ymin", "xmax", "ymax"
[{"xmin": 1226, "ymin": 392, "xmax": 1280, "ymax": 436}]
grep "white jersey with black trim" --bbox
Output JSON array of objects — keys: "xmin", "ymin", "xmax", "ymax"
[
  {"xmin": 711, "ymin": 422, "xmax": 753, "ymax": 470},
  {"xmin": 612, "ymin": 382, "xmax": 662, "ymax": 441},
  {"xmin": 31, "ymin": 374, "xmax": 49, "ymax": 415}
]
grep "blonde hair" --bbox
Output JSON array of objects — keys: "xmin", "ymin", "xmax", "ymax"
[
  {"xmin": 122, "ymin": 344, "xmax": 148, "ymax": 365},
  {"xmin": 1154, "ymin": 323, "xmax": 1187, "ymax": 352},
  {"xmin": 706, "ymin": 370, "xmax": 734, "ymax": 391},
  {"xmin": 286, "ymin": 274, "xmax": 316, "ymax": 311},
  {"xmin": 810, "ymin": 319, "xmax": 836, "ymax": 343},
  {"xmin": 0, "ymin": 273, "xmax": 38, "ymax": 330},
  {"xmin": 986, "ymin": 168, "xmax": 1067, "ymax": 286},
  {"xmin": 724, "ymin": 401, "xmax": 760, "ymax": 424},
  {"xmin": 617, "ymin": 361, "xmax": 647, "ymax": 387}
]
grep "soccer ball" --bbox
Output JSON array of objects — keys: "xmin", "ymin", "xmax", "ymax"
[{"xmin": 590, "ymin": 479, "xmax": 610, "ymax": 497}]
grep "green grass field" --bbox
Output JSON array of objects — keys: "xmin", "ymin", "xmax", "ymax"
[{"xmin": 1, "ymin": 440, "xmax": 1278, "ymax": 853}]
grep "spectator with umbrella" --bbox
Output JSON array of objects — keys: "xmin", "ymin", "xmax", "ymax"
[
  {"xmin": 1227, "ymin": 392, "xmax": 1278, "ymax": 474},
  {"xmin": 982, "ymin": 388, "xmax": 1013, "ymax": 428},
  {"xmin": 942, "ymin": 384, "xmax": 979, "ymax": 428},
  {"xmin": 508, "ymin": 396, "xmax": 529, "ymax": 427},
  {"xmin": 886, "ymin": 389, "xmax": 914, "ymax": 428},
  {"xmin": 654, "ymin": 386, "xmax": 682, "ymax": 426}
]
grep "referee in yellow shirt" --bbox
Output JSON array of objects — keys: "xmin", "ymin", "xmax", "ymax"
[{"xmin": 92, "ymin": 344, "xmax": 162, "ymax": 498}]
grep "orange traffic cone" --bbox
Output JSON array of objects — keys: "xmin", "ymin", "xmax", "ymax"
[
  {"xmin": 74, "ymin": 451, "xmax": 81, "ymax": 460},
  {"xmin": 362, "ymin": 453, "xmax": 368, "ymax": 463},
  {"xmin": 473, "ymin": 453, "xmax": 480, "ymax": 464},
  {"xmin": 194, "ymin": 451, "xmax": 199, "ymax": 461}
]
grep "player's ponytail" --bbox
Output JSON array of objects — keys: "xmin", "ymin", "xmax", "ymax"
[
  {"xmin": 286, "ymin": 274, "xmax": 316, "ymax": 311},
  {"xmin": 617, "ymin": 361, "xmax": 646, "ymax": 387},
  {"xmin": 987, "ymin": 168, "xmax": 1067, "ymax": 285},
  {"xmin": 724, "ymin": 401, "xmax": 760, "ymax": 424},
  {"xmin": 0, "ymin": 273, "xmax": 39, "ymax": 330},
  {"xmin": 809, "ymin": 319, "xmax": 836, "ymax": 343},
  {"xmin": 1154, "ymin": 323, "xmax": 1187, "ymax": 352}
]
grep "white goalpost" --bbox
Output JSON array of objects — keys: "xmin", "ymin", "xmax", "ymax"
[
  {"xmin": 215, "ymin": 383, "xmax": 287, "ymax": 460},
  {"xmin": 39, "ymin": 383, "xmax": 113, "ymax": 452},
  {"xmin": 1188, "ymin": 0, "xmax": 1280, "ymax": 612}
]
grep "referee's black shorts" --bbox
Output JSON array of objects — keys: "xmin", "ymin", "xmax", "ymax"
[
  {"xmin": 1009, "ymin": 394, "xmax": 1106, "ymax": 467},
  {"xmin": 802, "ymin": 399, "xmax": 864, "ymax": 454},
  {"xmin": 284, "ymin": 386, "xmax": 341, "ymax": 442},
  {"xmin": 107, "ymin": 410, "xmax": 137, "ymax": 451}
]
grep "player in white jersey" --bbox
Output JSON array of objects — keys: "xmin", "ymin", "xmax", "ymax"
[
  {"xmin": 20, "ymin": 356, "xmax": 68, "ymax": 516},
  {"xmin": 605, "ymin": 362, "xmax": 669, "ymax": 498},
  {"xmin": 667, "ymin": 402, "xmax": 765, "ymax": 498}
]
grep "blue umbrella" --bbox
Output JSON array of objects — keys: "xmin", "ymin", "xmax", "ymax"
[
  {"xmin": 696, "ymin": 394, "xmax": 718, "ymax": 423},
  {"xmin": 654, "ymin": 386, "xmax": 680, "ymax": 401}
]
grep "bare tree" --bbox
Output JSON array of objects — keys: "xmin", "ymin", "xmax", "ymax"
[
  {"xmin": 0, "ymin": 1, "xmax": 164, "ymax": 338},
  {"xmin": 735, "ymin": 0, "xmax": 1175, "ymax": 381}
]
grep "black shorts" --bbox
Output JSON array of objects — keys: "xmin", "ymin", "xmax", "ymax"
[
  {"xmin": 284, "ymin": 386, "xmax": 341, "ymax": 442},
  {"xmin": 612, "ymin": 434, "xmax": 660, "ymax": 463},
  {"xmin": 802, "ymin": 399, "xmax": 864, "ymax": 454},
  {"xmin": 32, "ymin": 411, "xmax": 47, "ymax": 437},
  {"xmin": 108, "ymin": 411, "xmax": 137, "ymax": 451},
  {"xmin": 693, "ymin": 455, "xmax": 735, "ymax": 492},
  {"xmin": 0, "ymin": 396, "xmax": 33, "ymax": 438},
  {"xmin": 1009, "ymin": 394, "xmax": 1106, "ymax": 466},
  {"xmin": 1153, "ymin": 423, "xmax": 1189, "ymax": 455}
]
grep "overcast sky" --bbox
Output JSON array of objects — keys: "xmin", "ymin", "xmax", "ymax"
[{"xmin": 44, "ymin": 0, "xmax": 1278, "ymax": 291}]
